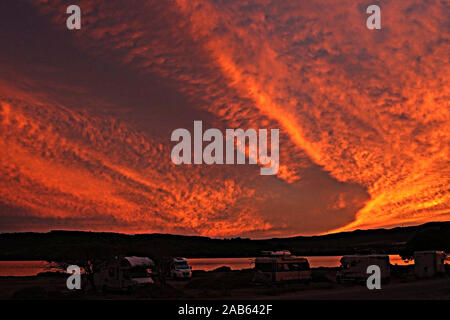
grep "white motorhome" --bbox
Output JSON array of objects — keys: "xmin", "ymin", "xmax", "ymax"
[
  {"xmin": 253, "ymin": 250, "xmax": 311, "ymax": 283},
  {"xmin": 94, "ymin": 256, "xmax": 155, "ymax": 291},
  {"xmin": 337, "ymin": 255, "xmax": 390, "ymax": 283},
  {"xmin": 169, "ymin": 257, "xmax": 192, "ymax": 279},
  {"xmin": 414, "ymin": 251, "xmax": 447, "ymax": 278}
]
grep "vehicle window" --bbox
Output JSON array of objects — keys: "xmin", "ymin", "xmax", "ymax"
[
  {"xmin": 128, "ymin": 267, "xmax": 151, "ymax": 278},
  {"xmin": 287, "ymin": 262, "xmax": 310, "ymax": 271},
  {"xmin": 275, "ymin": 263, "xmax": 290, "ymax": 272},
  {"xmin": 123, "ymin": 270, "xmax": 131, "ymax": 280},
  {"xmin": 174, "ymin": 262, "xmax": 189, "ymax": 269},
  {"xmin": 299, "ymin": 262, "xmax": 310, "ymax": 271},
  {"xmin": 255, "ymin": 262, "xmax": 273, "ymax": 272}
]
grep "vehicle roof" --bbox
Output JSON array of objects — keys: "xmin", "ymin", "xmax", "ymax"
[
  {"xmin": 124, "ymin": 256, "xmax": 155, "ymax": 267},
  {"xmin": 260, "ymin": 250, "xmax": 291, "ymax": 256},
  {"xmin": 414, "ymin": 251, "xmax": 446, "ymax": 255},
  {"xmin": 341, "ymin": 255, "xmax": 389, "ymax": 260},
  {"xmin": 173, "ymin": 257, "xmax": 188, "ymax": 262},
  {"xmin": 255, "ymin": 256, "xmax": 308, "ymax": 263}
]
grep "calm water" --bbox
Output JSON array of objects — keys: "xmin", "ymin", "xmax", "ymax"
[
  {"xmin": 189, "ymin": 255, "xmax": 413, "ymax": 271},
  {"xmin": 0, "ymin": 261, "xmax": 54, "ymax": 276},
  {"xmin": 0, "ymin": 255, "xmax": 413, "ymax": 276}
]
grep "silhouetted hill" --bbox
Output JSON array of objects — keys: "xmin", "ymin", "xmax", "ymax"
[{"xmin": 0, "ymin": 221, "xmax": 449, "ymax": 260}]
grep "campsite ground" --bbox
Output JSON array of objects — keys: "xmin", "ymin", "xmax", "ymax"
[{"xmin": 1, "ymin": 267, "xmax": 449, "ymax": 300}]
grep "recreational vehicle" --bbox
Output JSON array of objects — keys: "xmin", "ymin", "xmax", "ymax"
[
  {"xmin": 169, "ymin": 257, "xmax": 192, "ymax": 279},
  {"xmin": 414, "ymin": 251, "xmax": 447, "ymax": 278},
  {"xmin": 337, "ymin": 255, "xmax": 390, "ymax": 283},
  {"xmin": 94, "ymin": 256, "xmax": 155, "ymax": 291},
  {"xmin": 253, "ymin": 250, "xmax": 311, "ymax": 283}
]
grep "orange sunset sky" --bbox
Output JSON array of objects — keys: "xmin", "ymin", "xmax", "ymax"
[{"xmin": 0, "ymin": 0, "xmax": 448, "ymax": 238}]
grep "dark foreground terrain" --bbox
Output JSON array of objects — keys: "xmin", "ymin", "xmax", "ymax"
[{"xmin": 2, "ymin": 266, "xmax": 449, "ymax": 300}]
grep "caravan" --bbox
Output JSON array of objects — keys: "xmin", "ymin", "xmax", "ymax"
[
  {"xmin": 169, "ymin": 257, "xmax": 192, "ymax": 279},
  {"xmin": 414, "ymin": 251, "xmax": 447, "ymax": 278},
  {"xmin": 94, "ymin": 256, "xmax": 155, "ymax": 291},
  {"xmin": 337, "ymin": 255, "xmax": 390, "ymax": 283},
  {"xmin": 253, "ymin": 250, "xmax": 311, "ymax": 283}
]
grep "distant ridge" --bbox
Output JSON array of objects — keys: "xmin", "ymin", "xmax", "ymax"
[{"xmin": 0, "ymin": 221, "xmax": 449, "ymax": 260}]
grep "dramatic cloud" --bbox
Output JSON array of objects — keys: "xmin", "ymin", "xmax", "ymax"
[
  {"xmin": 0, "ymin": 87, "xmax": 272, "ymax": 236},
  {"xmin": 0, "ymin": 0, "xmax": 447, "ymax": 237}
]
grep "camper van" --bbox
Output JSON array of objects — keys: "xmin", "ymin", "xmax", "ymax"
[
  {"xmin": 169, "ymin": 257, "xmax": 192, "ymax": 279},
  {"xmin": 414, "ymin": 251, "xmax": 447, "ymax": 278},
  {"xmin": 253, "ymin": 250, "xmax": 311, "ymax": 283},
  {"xmin": 94, "ymin": 256, "xmax": 155, "ymax": 291},
  {"xmin": 337, "ymin": 255, "xmax": 390, "ymax": 283}
]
